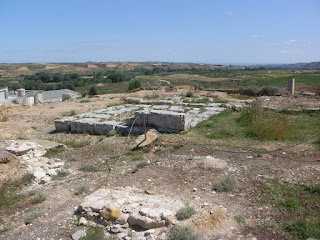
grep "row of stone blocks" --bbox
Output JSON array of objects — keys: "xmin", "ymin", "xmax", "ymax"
[{"xmin": 54, "ymin": 110, "xmax": 189, "ymax": 135}]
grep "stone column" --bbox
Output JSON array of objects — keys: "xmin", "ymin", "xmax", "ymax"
[{"xmin": 288, "ymin": 77, "xmax": 295, "ymax": 95}]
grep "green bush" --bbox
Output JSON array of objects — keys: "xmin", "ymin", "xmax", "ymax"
[
  {"xmin": 128, "ymin": 79, "xmax": 141, "ymax": 91},
  {"xmin": 176, "ymin": 204, "xmax": 196, "ymax": 220},
  {"xmin": 216, "ymin": 175, "xmax": 237, "ymax": 192},
  {"xmin": 185, "ymin": 91, "xmax": 194, "ymax": 98},
  {"xmin": 168, "ymin": 226, "xmax": 198, "ymax": 240}
]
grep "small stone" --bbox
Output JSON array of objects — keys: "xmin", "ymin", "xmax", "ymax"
[
  {"xmin": 109, "ymin": 225, "xmax": 121, "ymax": 233},
  {"xmin": 192, "ymin": 188, "xmax": 197, "ymax": 192},
  {"xmin": 117, "ymin": 232, "xmax": 128, "ymax": 239},
  {"xmin": 145, "ymin": 229, "xmax": 156, "ymax": 235},
  {"xmin": 79, "ymin": 217, "xmax": 88, "ymax": 226},
  {"xmin": 72, "ymin": 230, "xmax": 86, "ymax": 240},
  {"xmin": 115, "ymin": 214, "xmax": 129, "ymax": 225}
]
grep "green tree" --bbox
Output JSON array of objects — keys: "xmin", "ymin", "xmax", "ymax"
[{"xmin": 89, "ymin": 86, "xmax": 98, "ymax": 96}]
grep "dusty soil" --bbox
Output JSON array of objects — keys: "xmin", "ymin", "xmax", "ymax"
[{"xmin": 0, "ymin": 90, "xmax": 319, "ymax": 240}]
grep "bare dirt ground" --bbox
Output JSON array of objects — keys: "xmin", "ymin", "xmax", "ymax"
[{"xmin": 0, "ymin": 90, "xmax": 319, "ymax": 240}]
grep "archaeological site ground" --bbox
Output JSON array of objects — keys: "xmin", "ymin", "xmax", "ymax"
[{"xmin": 0, "ymin": 63, "xmax": 319, "ymax": 240}]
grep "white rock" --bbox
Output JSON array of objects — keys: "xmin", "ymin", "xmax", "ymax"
[
  {"xmin": 79, "ymin": 217, "xmax": 88, "ymax": 226},
  {"xmin": 72, "ymin": 230, "xmax": 86, "ymax": 240}
]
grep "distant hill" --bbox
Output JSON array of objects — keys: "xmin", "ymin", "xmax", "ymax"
[{"xmin": 260, "ymin": 62, "xmax": 320, "ymax": 70}]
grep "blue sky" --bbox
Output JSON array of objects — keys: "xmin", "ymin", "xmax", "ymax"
[{"xmin": 0, "ymin": 0, "xmax": 319, "ymax": 64}]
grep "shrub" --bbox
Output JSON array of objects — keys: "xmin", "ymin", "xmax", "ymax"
[
  {"xmin": 259, "ymin": 86, "xmax": 284, "ymax": 96},
  {"xmin": 79, "ymin": 164, "xmax": 98, "ymax": 172},
  {"xmin": 0, "ymin": 116, "xmax": 8, "ymax": 122},
  {"xmin": 128, "ymin": 79, "xmax": 141, "ymax": 91},
  {"xmin": 216, "ymin": 175, "xmax": 237, "ymax": 192},
  {"xmin": 168, "ymin": 226, "xmax": 198, "ymax": 240},
  {"xmin": 176, "ymin": 203, "xmax": 196, "ymax": 220},
  {"xmin": 69, "ymin": 110, "xmax": 76, "ymax": 116},
  {"xmin": 132, "ymin": 160, "xmax": 148, "ymax": 173},
  {"xmin": 21, "ymin": 173, "xmax": 35, "ymax": 184},
  {"xmin": 31, "ymin": 193, "xmax": 47, "ymax": 204},
  {"xmin": 74, "ymin": 185, "xmax": 89, "ymax": 195},
  {"xmin": 24, "ymin": 210, "xmax": 45, "ymax": 224},
  {"xmin": 185, "ymin": 91, "xmax": 194, "ymax": 98}
]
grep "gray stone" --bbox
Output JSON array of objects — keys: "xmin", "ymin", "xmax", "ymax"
[
  {"xmin": 72, "ymin": 230, "xmax": 86, "ymax": 240},
  {"xmin": 127, "ymin": 213, "xmax": 165, "ymax": 229}
]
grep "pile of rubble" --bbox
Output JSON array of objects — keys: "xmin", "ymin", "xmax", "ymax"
[
  {"xmin": 55, "ymin": 97, "xmax": 227, "ymax": 135},
  {"xmin": 1, "ymin": 139, "xmax": 65, "ymax": 184},
  {"xmin": 74, "ymin": 186, "xmax": 230, "ymax": 240}
]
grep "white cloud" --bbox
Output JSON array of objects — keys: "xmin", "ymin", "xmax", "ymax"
[
  {"xmin": 285, "ymin": 39, "xmax": 296, "ymax": 45},
  {"xmin": 280, "ymin": 50, "xmax": 288, "ymax": 53},
  {"xmin": 225, "ymin": 11, "xmax": 233, "ymax": 16},
  {"xmin": 250, "ymin": 34, "xmax": 265, "ymax": 39}
]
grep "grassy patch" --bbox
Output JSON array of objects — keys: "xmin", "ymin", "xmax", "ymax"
[
  {"xmin": 80, "ymin": 99, "xmax": 90, "ymax": 103},
  {"xmin": 51, "ymin": 170, "xmax": 68, "ymax": 180},
  {"xmin": 195, "ymin": 109, "xmax": 242, "ymax": 139},
  {"xmin": 62, "ymin": 140, "xmax": 90, "ymax": 148},
  {"xmin": 239, "ymin": 103, "xmax": 292, "ymax": 140},
  {"xmin": 304, "ymin": 184, "xmax": 320, "ymax": 195},
  {"xmin": 43, "ymin": 147, "xmax": 65, "ymax": 158},
  {"xmin": 79, "ymin": 164, "xmax": 98, "ymax": 172},
  {"xmin": 216, "ymin": 175, "xmax": 237, "ymax": 192},
  {"xmin": 168, "ymin": 226, "xmax": 198, "ymax": 240},
  {"xmin": 284, "ymin": 218, "xmax": 320, "ymax": 240},
  {"xmin": 264, "ymin": 181, "xmax": 320, "ymax": 239},
  {"xmin": 0, "ymin": 184, "xmax": 25, "ymax": 209},
  {"xmin": 31, "ymin": 126, "xmax": 38, "ymax": 131},
  {"xmin": 144, "ymin": 94, "xmax": 160, "ymax": 99},
  {"xmin": 176, "ymin": 203, "xmax": 196, "ymax": 220},
  {"xmin": 234, "ymin": 215, "xmax": 246, "ymax": 224},
  {"xmin": 74, "ymin": 185, "xmax": 89, "ymax": 195},
  {"xmin": 81, "ymin": 227, "xmax": 109, "ymax": 240}
]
